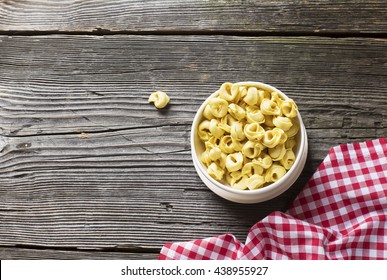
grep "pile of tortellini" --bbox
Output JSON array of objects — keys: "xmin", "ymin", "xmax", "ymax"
[{"xmin": 198, "ymin": 82, "xmax": 299, "ymax": 190}]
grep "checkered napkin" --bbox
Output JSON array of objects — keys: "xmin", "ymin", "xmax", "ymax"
[{"xmin": 159, "ymin": 138, "xmax": 387, "ymax": 260}]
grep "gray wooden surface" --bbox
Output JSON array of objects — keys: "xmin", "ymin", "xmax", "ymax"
[
  {"xmin": 0, "ymin": 0, "xmax": 386, "ymax": 34},
  {"xmin": 0, "ymin": 0, "xmax": 386, "ymax": 260}
]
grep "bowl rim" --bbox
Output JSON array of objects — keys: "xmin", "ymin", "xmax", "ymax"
[{"xmin": 191, "ymin": 81, "xmax": 307, "ymax": 196}]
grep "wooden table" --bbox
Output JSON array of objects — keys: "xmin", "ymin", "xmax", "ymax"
[{"xmin": 0, "ymin": 1, "xmax": 386, "ymax": 260}]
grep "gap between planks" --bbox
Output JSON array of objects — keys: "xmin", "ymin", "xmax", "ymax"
[{"xmin": 0, "ymin": 29, "xmax": 386, "ymax": 39}]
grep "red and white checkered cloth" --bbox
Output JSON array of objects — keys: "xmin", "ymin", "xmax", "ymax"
[{"xmin": 159, "ymin": 138, "xmax": 387, "ymax": 260}]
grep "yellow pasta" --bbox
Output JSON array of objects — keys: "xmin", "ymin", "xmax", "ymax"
[
  {"xmin": 198, "ymin": 120, "xmax": 211, "ymax": 141},
  {"xmin": 207, "ymin": 162, "xmax": 224, "ymax": 181},
  {"xmin": 253, "ymin": 153, "xmax": 272, "ymax": 169},
  {"xmin": 228, "ymin": 103, "xmax": 246, "ymax": 121},
  {"xmin": 243, "ymin": 87, "xmax": 259, "ymax": 106},
  {"xmin": 231, "ymin": 138, "xmax": 245, "ymax": 152},
  {"xmin": 247, "ymin": 174, "xmax": 265, "ymax": 190},
  {"xmin": 230, "ymin": 122, "xmax": 246, "ymax": 142},
  {"xmin": 281, "ymin": 99, "xmax": 298, "ymax": 118},
  {"xmin": 214, "ymin": 152, "xmax": 227, "ymax": 170},
  {"xmin": 209, "ymin": 119, "xmax": 225, "ymax": 139},
  {"xmin": 246, "ymin": 106, "xmax": 265, "ymax": 124},
  {"xmin": 148, "ymin": 91, "xmax": 170, "ymax": 109},
  {"xmin": 198, "ymin": 82, "xmax": 300, "ymax": 190},
  {"xmin": 231, "ymin": 175, "xmax": 249, "ymax": 190},
  {"xmin": 218, "ymin": 82, "xmax": 235, "ymax": 101},
  {"xmin": 264, "ymin": 115, "xmax": 274, "ymax": 127},
  {"xmin": 242, "ymin": 141, "xmax": 264, "ymax": 159},
  {"xmin": 209, "ymin": 146, "xmax": 222, "ymax": 161},
  {"xmin": 268, "ymin": 143, "xmax": 286, "ymax": 161},
  {"xmin": 285, "ymin": 138, "xmax": 297, "ymax": 149},
  {"xmin": 271, "ymin": 92, "xmax": 284, "ymax": 107},
  {"xmin": 273, "ymin": 116, "xmax": 293, "ymax": 131},
  {"xmin": 242, "ymin": 162, "xmax": 264, "ymax": 177},
  {"xmin": 225, "ymin": 152, "xmax": 244, "ymax": 172},
  {"xmin": 260, "ymin": 98, "xmax": 281, "ymax": 116},
  {"xmin": 262, "ymin": 127, "xmax": 285, "ymax": 148},
  {"xmin": 258, "ymin": 89, "xmax": 270, "ymax": 102},
  {"xmin": 219, "ymin": 135, "xmax": 235, "ymax": 153},
  {"xmin": 219, "ymin": 114, "xmax": 237, "ymax": 133},
  {"xmin": 286, "ymin": 121, "xmax": 299, "ymax": 138},
  {"xmin": 280, "ymin": 149, "xmax": 296, "ymax": 170},
  {"xmin": 208, "ymin": 97, "xmax": 229, "ymax": 118},
  {"xmin": 203, "ymin": 105, "xmax": 214, "ymax": 120},
  {"xmin": 244, "ymin": 123, "xmax": 265, "ymax": 141},
  {"xmin": 200, "ymin": 150, "xmax": 212, "ymax": 166},
  {"xmin": 264, "ymin": 164, "xmax": 287, "ymax": 182}
]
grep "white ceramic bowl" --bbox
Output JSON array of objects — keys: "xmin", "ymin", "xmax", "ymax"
[{"xmin": 191, "ymin": 81, "xmax": 308, "ymax": 204}]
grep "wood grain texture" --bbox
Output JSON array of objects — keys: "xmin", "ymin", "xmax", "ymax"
[
  {"xmin": 0, "ymin": 35, "xmax": 386, "ymax": 258},
  {"xmin": 0, "ymin": 247, "xmax": 158, "ymax": 259},
  {"xmin": 0, "ymin": 0, "xmax": 386, "ymax": 34}
]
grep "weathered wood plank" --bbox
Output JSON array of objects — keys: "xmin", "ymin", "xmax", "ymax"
[
  {"xmin": 0, "ymin": 247, "xmax": 158, "ymax": 260},
  {"xmin": 0, "ymin": 0, "xmax": 386, "ymax": 34},
  {"xmin": 0, "ymin": 35, "xmax": 386, "ymax": 257}
]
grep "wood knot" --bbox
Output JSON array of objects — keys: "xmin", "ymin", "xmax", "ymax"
[
  {"xmin": 160, "ymin": 202, "xmax": 173, "ymax": 212},
  {"xmin": 16, "ymin": 143, "xmax": 31, "ymax": 149}
]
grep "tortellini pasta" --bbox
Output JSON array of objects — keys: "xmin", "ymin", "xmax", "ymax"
[
  {"xmin": 198, "ymin": 82, "xmax": 300, "ymax": 190},
  {"xmin": 148, "ymin": 91, "xmax": 170, "ymax": 109}
]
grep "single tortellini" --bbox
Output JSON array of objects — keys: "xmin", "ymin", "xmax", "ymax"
[
  {"xmin": 203, "ymin": 105, "xmax": 214, "ymax": 120},
  {"xmin": 242, "ymin": 162, "xmax": 264, "ymax": 177},
  {"xmin": 268, "ymin": 143, "xmax": 286, "ymax": 161},
  {"xmin": 242, "ymin": 141, "xmax": 264, "ymax": 159},
  {"xmin": 208, "ymin": 97, "xmax": 229, "ymax": 118},
  {"xmin": 218, "ymin": 82, "xmax": 236, "ymax": 101},
  {"xmin": 273, "ymin": 116, "xmax": 293, "ymax": 131},
  {"xmin": 246, "ymin": 107, "xmax": 265, "ymax": 124},
  {"xmin": 219, "ymin": 135, "xmax": 234, "ymax": 153},
  {"xmin": 228, "ymin": 103, "xmax": 246, "ymax": 121},
  {"xmin": 207, "ymin": 162, "xmax": 224, "ymax": 181},
  {"xmin": 262, "ymin": 128, "xmax": 285, "ymax": 148},
  {"xmin": 280, "ymin": 149, "xmax": 296, "ymax": 170},
  {"xmin": 243, "ymin": 87, "xmax": 259, "ymax": 106},
  {"xmin": 230, "ymin": 122, "xmax": 246, "ymax": 141},
  {"xmin": 264, "ymin": 164, "xmax": 286, "ymax": 183},
  {"xmin": 209, "ymin": 146, "xmax": 222, "ymax": 161},
  {"xmin": 219, "ymin": 114, "xmax": 237, "ymax": 133},
  {"xmin": 198, "ymin": 120, "xmax": 211, "ymax": 141},
  {"xmin": 209, "ymin": 119, "xmax": 225, "ymax": 139},
  {"xmin": 253, "ymin": 153, "xmax": 272, "ymax": 169},
  {"xmin": 231, "ymin": 175, "xmax": 249, "ymax": 190},
  {"xmin": 214, "ymin": 152, "xmax": 227, "ymax": 170},
  {"xmin": 148, "ymin": 91, "xmax": 170, "ymax": 109},
  {"xmin": 260, "ymin": 98, "xmax": 281, "ymax": 116},
  {"xmin": 225, "ymin": 152, "xmax": 244, "ymax": 172},
  {"xmin": 271, "ymin": 92, "xmax": 284, "ymax": 107},
  {"xmin": 286, "ymin": 121, "xmax": 299, "ymax": 138},
  {"xmin": 281, "ymin": 99, "xmax": 298, "ymax": 118},
  {"xmin": 244, "ymin": 123, "xmax": 265, "ymax": 141},
  {"xmin": 247, "ymin": 174, "xmax": 266, "ymax": 190},
  {"xmin": 200, "ymin": 150, "xmax": 212, "ymax": 167}
]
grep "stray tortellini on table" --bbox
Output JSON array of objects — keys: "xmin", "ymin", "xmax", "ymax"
[
  {"xmin": 148, "ymin": 91, "xmax": 170, "ymax": 109},
  {"xmin": 198, "ymin": 82, "xmax": 300, "ymax": 190}
]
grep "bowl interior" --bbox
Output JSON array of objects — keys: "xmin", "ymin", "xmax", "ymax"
[{"xmin": 191, "ymin": 81, "xmax": 305, "ymax": 195}]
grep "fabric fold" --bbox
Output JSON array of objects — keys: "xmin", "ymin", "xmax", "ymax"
[{"xmin": 159, "ymin": 138, "xmax": 387, "ymax": 260}]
